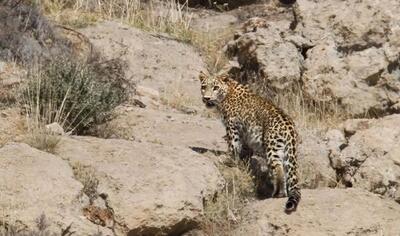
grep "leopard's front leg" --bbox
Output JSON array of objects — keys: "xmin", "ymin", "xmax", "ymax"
[{"xmin": 225, "ymin": 119, "xmax": 242, "ymax": 161}]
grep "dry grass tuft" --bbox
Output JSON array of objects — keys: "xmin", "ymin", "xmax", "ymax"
[
  {"xmin": 191, "ymin": 27, "xmax": 235, "ymax": 74},
  {"xmin": 34, "ymin": 0, "xmax": 193, "ymax": 33},
  {"xmin": 275, "ymin": 92, "xmax": 348, "ymax": 133},
  {"xmin": 24, "ymin": 127, "xmax": 61, "ymax": 154},
  {"xmin": 71, "ymin": 162, "xmax": 99, "ymax": 203},
  {"xmin": 35, "ymin": 0, "xmax": 99, "ymax": 28},
  {"xmin": 0, "ymin": 213, "xmax": 54, "ymax": 236},
  {"xmin": 0, "ymin": 109, "xmax": 27, "ymax": 148},
  {"xmin": 201, "ymin": 159, "xmax": 255, "ymax": 235},
  {"xmin": 249, "ymin": 80, "xmax": 349, "ymax": 132},
  {"xmin": 33, "ymin": 0, "xmax": 233, "ymax": 71}
]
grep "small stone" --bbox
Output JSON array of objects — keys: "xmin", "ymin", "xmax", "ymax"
[
  {"xmin": 136, "ymin": 85, "xmax": 160, "ymax": 100},
  {"xmin": 180, "ymin": 106, "xmax": 197, "ymax": 115},
  {"xmin": 125, "ymin": 106, "xmax": 134, "ymax": 112},
  {"xmin": 45, "ymin": 122, "xmax": 64, "ymax": 135}
]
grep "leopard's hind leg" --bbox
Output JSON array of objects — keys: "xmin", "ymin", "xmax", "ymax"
[{"xmin": 265, "ymin": 147, "xmax": 286, "ymax": 198}]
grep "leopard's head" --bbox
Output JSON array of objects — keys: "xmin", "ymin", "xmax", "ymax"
[{"xmin": 198, "ymin": 71, "xmax": 229, "ymax": 108}]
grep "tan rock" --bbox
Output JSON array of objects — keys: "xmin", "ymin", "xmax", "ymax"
[
  {"xmin": 55, "ymin": 136, "xmax": 224, "ymax": 235},
  {"xmin": 80, "ymin": 21, "xmax": 206, "ymax": 111},
  {"xmin": 0, "ymin": 143, "xmax": 112, "ymax": 235},
  {"xmin": 97, "ymin": 107, "xmax": 226, "ymax": 151},
  {"xmin": 226, "ymin": 0, "xmax": 400, "ymax": 117},
  {"xmin": 298, "ymin": 130, "xmax": 337, "ymax": 189},
  {"xmin": 226, "ymin": 20, "xmax": 303, "ymax": 93},
  {"xmin": 325, "ymin": 129, "xmax": 346, "ymax": 152},
  {"xmin": 235, "ymin": 188, "xmax": 400, "ymax": 236},
  {"xmin": 45, "ymin": 122, "xmax": 64, "ymax": 135},
  {"xmin": 192, "ymin": 12, "xmax": 238, "ymax": 33},
  {"xmin": 299, "ymin": 0, "xmax": 400, "ymax": 116},
  {"xmin": 298, "ymin": 0, "xmax": 400, "ymax": 48},
  {"xmin": 302, "ymin": 36, "xmax": 396, "ymax": 116},
  {"xmin": 342, "ymin": 118, "xmax": 371, "ymax": 137},
  {"xmin": 333, "ymin": 115, "xmax": 400, "ymax": 200},
  {"xmin": 136, "ymin": 85, "xmax": 160, "ymax": 100}
]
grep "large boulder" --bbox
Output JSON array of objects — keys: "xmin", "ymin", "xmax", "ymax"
[
  {"xmin": 80, "ymin": 21, "xmax": 206, "ymax": 111},
  {"xmin": 55, "ymin": 136, "xmax": 224, "ymax": 235},
  {"xmin": 225, "ymin": 18, "xmax": 304, "ymax": 94},
  {"xmin": 302, "ymin": 35, "xmax": 399, "ymax": 117},
  {"xmin": 297, "ymin": 0, "xmax": 400, "ymax": 49},
  {"xmin": 235, "ymin": 188, "xmax": 400, "ymax": 236},
  {"xmin": 0, "ymin": 1, "xmax": 73, "ymax": 63},
  {"xmin": 96, "ymin": 107, "xmax": 226, "ymax": 151},
  {"xmin": 0, "ymin": 143, "xmax": 112, "ymax": 235},
  {"xmin": 226, "ymin": 0, "xmax": 400, "ymax": 117},
  {"xmin": 329, "ymin": 114, "xmax": 400, "ymax": 202},
  {"xmin": 297, "ymin": 129, "xmax": 339, "ymax": 189},
  {"xmin": 299, "ymin": 0, "xmax": 400, "ymax": 117}
]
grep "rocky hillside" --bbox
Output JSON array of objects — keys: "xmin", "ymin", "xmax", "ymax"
[{"xmin": 0, "ymin": 0, "xmax": 399, "ymax": 235}]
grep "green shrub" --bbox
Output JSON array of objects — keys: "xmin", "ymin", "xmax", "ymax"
[{"xmin": 21, "ymin": 57, "xmax": 129, "ymax": 134}]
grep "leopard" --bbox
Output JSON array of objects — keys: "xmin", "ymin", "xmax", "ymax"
[{"xmin": 198, "ymin": 71, "xmax": 301, "ymax": 212}]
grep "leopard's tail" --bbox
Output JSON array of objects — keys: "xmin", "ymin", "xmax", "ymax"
[
  {"xmin": 284, "ymin": 145, "xmax": 301, "ymax": 213},
  {"xmin": 285, "ymin": 184, "xmax": 300, "ymax": 212}
]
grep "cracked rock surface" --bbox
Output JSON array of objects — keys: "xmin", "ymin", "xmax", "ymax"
[
  {"xmin": 80, "ymin": 21, "xmax": 206, "ymax": 112},
  {"xmin": 330, "ymin": 114, "xmax": 400, "ymax": 202},
  {"xmin": 0, "ymin": 143, "xmax": 113, "ymax": 235},
  {"xmin": 96, "ymin": 106, "xmax": 226, "ymax": 150},
  {"xmin": 226, "ymin": 0, "xmax": 400, "ymax": 117},
  {"xmin": 234, "ymin": 188, "xmax": 400, "ymax": 236},
  {"xmin": 55, "ymin": 136, "xmax": 224, "ymax": 235}
]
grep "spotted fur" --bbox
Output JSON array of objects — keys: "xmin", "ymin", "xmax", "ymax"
[{"xmin": 199, "ymin": 71, "xmax": 301, "ymax": 212}]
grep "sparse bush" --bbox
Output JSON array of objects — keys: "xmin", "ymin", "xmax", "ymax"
[{"xmin": 20, "ymin": 57, "xmax": 129, "ymax": 134}]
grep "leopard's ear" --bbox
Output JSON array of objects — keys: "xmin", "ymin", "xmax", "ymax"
[
  {"xmin": 218, "ymin": 73, "xmax": 230, "ymax": 83},
  {"xmin": 199, "ymin": 71, "xmax": 207, "ymax": 82}
]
